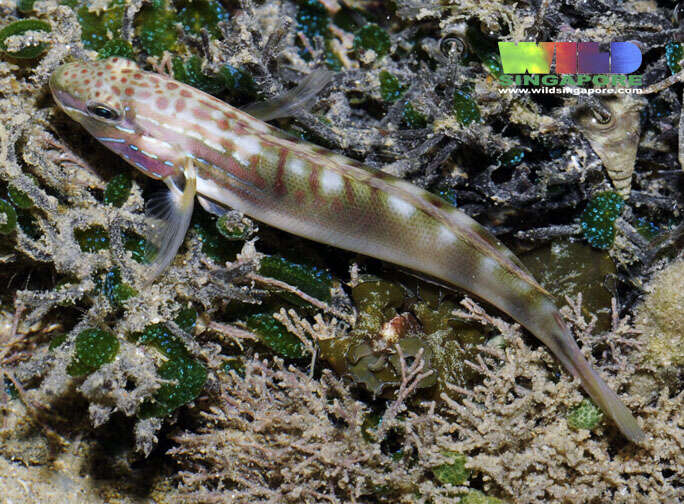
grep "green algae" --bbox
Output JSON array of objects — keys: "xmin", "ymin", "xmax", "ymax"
[
  {"xmin": 453, "ymin": 90, "xmax": 480, "ymax": 125},
  {"xmin": 459, "ymin": 490, "xmax": 505, "ymax": 504},
  {"xmin": 145, "ymin": 355, "xmax": 207, "ymax": 416},
  {"xmin": 135, "ymin": 319, "xmax": 207, "ymax": 417},
  {"xmin": 67, "ymin": 328, "xmax": 119, "ymax": 376},
  {"xmin": 97, "ymin": 38, "xmax": 134, "ymax": 60},
  {"xmin": 634, "ymin": 217, "xmax": 662, "ymax": 241},
  {"xmin": 175, "ymin": 306, "xmax": 198, "ymax": 333},
  {"xmin": 567, "ymin": 398, "xmax": 603, "ymax": 430},
  {"xmin": 521, "ymin": 240, "xmax": 617, "ymax": 332},
  {"xmin": 122, "ymin": 229, "xmax": 154, "ymax": 264},
  {"xmin": 432, "ymin": 451, "xmax": 470, "ymax": 486},
  {"xmin": 379, "ymin": 71, "xmax": 405, "ymax": 103},
  {"xmin": 192, "ymin": 208, "xmax": 241, "ymax": 263},
  {"xmin": 259, "ymin": 254, "xmax": 333, "ymax": 303},
  {"xmin": 219, "ymin": 64, "xmax": 257, "ymax": 99},
  {"xmin": 665, "ymin": 42, "xmax": 684, "ymax": 74},
  {"xmin": 17, "ymin": 0, "xmax": 37, "ymax": 14},
  {"xmin": 76, "ymin": 0, "xmax": 125, "ymax": 51},
  {"xmin": 351, "ymin": 280, "xmax": 404, "ymax": 337},
  {"xmin": 245, "ymin": 313, "xmax": 307, "ymax": 359},
  {"xmin": 580, "ymin": 191, "xmax": 624, "ymax": 250},
  {"xmin": 0, "ymin": 198, "xmax": 18, "ymax": 234},
  {"xmin": 216, "ymin": 214, "xmax": 251, "ymax": 240},
  {"xmin": 354, "ymin": 23, "xmax": 391, "ymax": 57},
  {"xmin": 95, "ymin": 267, "xmax": 137, "ymax": 307},
  {"xmin": 48, "ymin": 333, "xmax": 68, "ymax": 350},
  {"xmin": 103, "ymin": 173, "xmax": 132, "ymax": 207},
  {"xmin": 402, "ymin": 102, "xmax": 427, "ymax": 129},
  {"xmin": 75, "ymin": 225, "xmax": 109, "ymax": 252},
  {"xmin": 295, "ymin": 0, "xmax": 342, "ymax": 70},
  {"xmin": 7, "ymin": 185, "xmax": 33, "ymax": 209},
  {"xmin": 172, "ymin": 56, "xmax": 226, "ymax": 96},
  {"xmin": 135, "ymin": 1, "xmax": 178, "ymax": 56},
  {"xmin": 176, "ymin": 0, "xmax": 228, "ymax": 38},
  {"xmin": 222, "ymin": 356, "xmax": 245, "ymax": 377},
  {"xmin": 0, "ymin": 19, "xmax": 51, "ymax": 59}
]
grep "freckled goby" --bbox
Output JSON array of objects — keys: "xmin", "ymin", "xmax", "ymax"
[{"xmin": 49, "ymin": 57, "xmax": 646, "ymax": 443}]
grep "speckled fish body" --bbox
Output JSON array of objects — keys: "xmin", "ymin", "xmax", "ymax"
[{"xmin": 49, "ymin": 57, "xmax": 645, "ymax": 443}]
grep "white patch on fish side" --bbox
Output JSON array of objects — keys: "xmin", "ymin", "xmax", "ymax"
[
  {"xmin": 480, "ymin": 257, "xmax": 498, "ymax": 275},
  {"xmin": 320, "ymin": 170, "xmax": 343, "ymax": 194},
  {"xmin": 439, "ymin": 225, "xmax": 456, "ymax": 243},
  {"xmin": 237, "ymin": 136, "xmax": 261, "ymax": 156},
  {"xmin": 387, "ymin": 194, "xmax": 415, "ymax": 218},
  {"xmin": 286, "ymin": 158, "xmax": 307, "ymax": 177}
]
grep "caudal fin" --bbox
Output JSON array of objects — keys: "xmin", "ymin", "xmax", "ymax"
[{"xmin": 544, "ymin": 312, "xmax": 646, "ymax": 444}]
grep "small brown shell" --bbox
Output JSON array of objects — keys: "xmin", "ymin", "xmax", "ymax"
[{"xmin": 575, "ymin": 95, "xmax": 645, "ymax": 196}]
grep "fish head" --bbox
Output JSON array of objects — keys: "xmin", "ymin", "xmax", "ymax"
[{"xmin": 50, "ymin": 57, "xmax": 181, "ymax": 179}]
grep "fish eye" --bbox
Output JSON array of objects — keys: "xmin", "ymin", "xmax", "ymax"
[{"xmin": 87, "ymin": 103, "xmax": 120, "ymax": 121}]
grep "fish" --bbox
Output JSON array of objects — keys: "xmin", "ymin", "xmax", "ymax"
[{"xmin": 49, "ymin": 57, "xmax": 645, "ymax": 443}]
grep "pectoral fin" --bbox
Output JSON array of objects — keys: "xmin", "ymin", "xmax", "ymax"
[
  {"xmin": 143, "ymin": 158, "xmax": 197, "ymax": 285},
  {"xmin": 242, "ymin": 69, "xmax": 334, "ymax": 121}
]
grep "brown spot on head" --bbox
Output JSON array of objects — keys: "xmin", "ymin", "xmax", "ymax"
[
  {"xmin": 175, "ymin": 98, "xmax": 186, "ymax": 113},
  {"xmin": 134, "ymin": 73, "xmax": 142, "ymax": 79},
  {"xmin": 112, "ymin": 86, "xmax": 121, "ymax": 95},
  {"xmin": 217, "ymin": 119, "xmax": 229, "ymax": 129},
  {"xmin": 124, "ymin": 87, "xmax": 134, "ymax": 96},
  {"xmin": 180, "ymin": 89, "xmax": 192, "ymax": 98},
  {"xmin": 166, "ymin": 82, "xmax": 178, "ymax": 90},
  {"xmin": 156, "ymin": 97, "xmax": 169, "ymax": 109}
]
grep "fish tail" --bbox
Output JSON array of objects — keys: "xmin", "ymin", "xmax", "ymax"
[{"xmin": 543, "ymin": 310, "xmax": 646, "ymax": 443}]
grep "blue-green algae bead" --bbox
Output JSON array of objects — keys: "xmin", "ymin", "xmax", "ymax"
[
  {"xmin": 103, "ymin": 172, "xmax": 132, "ymax": 207},
  {"xmin": 379, "ymin": 71, "xmax": 404, "ymax": 103},
  {"xmin": 174, "ymin": 306, "xmax": 198, "ymax": 333},
  {"xmin": 354, "ymin": 23, "xmax": 391, "ymax": 57},
  {"xmin": 97, "ymin": 268, "xmax": 137, "ymax": 307},
  {"xmin": 499, "ymin": 148, "xmax": 525, "ymax": 168},
  {"xmin": 75, "ymin": 225, "xmax": 110, "ymax": 252},
  {"xmin": 176, "ymin": 0, "xmax": 229, "ymax": 38},
  {"xmin": 97, "ymin": 38, "xmax": 134, "ymax": 60},
  {"xmin": 67, "ymin": 328, "xmax": 119, "ymax": 376},
  {"xmin": 0, "ymin": 199, "xmax": 18, "ymax": 234},
  {"xmin": 567, "ymin": 398, "xmax": 603, "ymax": 430},
  {"xmin": 402, "ymin": 103, "xmax": 427, "ymax": 129},
  {"xmin": 0, "ymin": 19, "xmax": 51, "ymax": 59},
  {"xmin": 666, "ymin": 42, "xmax": 684, "ymax": 74},
  {"xmin": 77, "ymin": 0, "xmax": 125, "ymax": 51},
  {"xmin": 135, "ymin": 2, "xmax": 178, "ymax": 56},
  {"xmin": 432, "ymin": 451, "xmax": 470, "ymax": 486},
  {"xmin": 453, "ymin": 90, "xmax": 480, "ymax": 125},
  {"xmin": 580, "ymin": 191, "xmax": 624, "ymax": 250}
]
